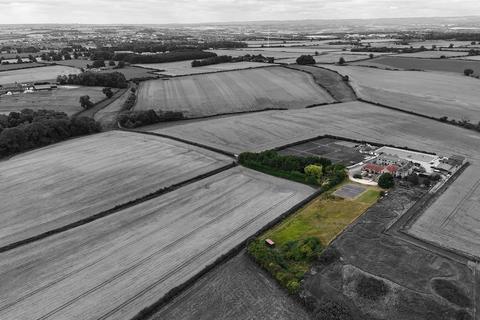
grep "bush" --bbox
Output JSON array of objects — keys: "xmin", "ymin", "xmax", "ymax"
[
  {"xmin": 317, "ymin": 247, "xmax": 341, "ymax": 266},
  {"xmin": 296, "ymin": 55, "xmax": 316, "ymax": 65},
  {"xmin": 118, "ymin": 110, "xmax": 184, "ymax": 129},
  {"xmin": 378, "ymin": 173, "xmax": 394, "ymax": 189},
  {"xmin": 356, "ymin": 275, "xmax": 389, "ymax": 300},
  {"xmin": 464, "ymin": 69, "xmax": 474, "ymax": 76},
  {"xmin": 338, "ymin": 57, "xmax": 346, "ymax": 65}
]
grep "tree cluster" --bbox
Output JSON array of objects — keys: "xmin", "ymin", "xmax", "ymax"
[
  {"xmin": 439, "ymin": 116, "xmax": 480, "ymax": 133},
  {"xmin": 0, "ymin": 109, "xmax": 100, "ymax": 158},
  {"xmin": 238, "ymin": 150, "xmax": 346, "ymax": 188},
  {"xmin": 296, "ymin": 55, "xmax": 316, "ymax": 65},
  {"xmin": 57, "ymin": 72, "xmax": 128, "ymax": 88},
  {"xmin": 191, "ymin": 55, "xmax": 233, "ymax": 67},
  {"xmin": 378, "ymin": 173, "xmax": 395, "ymax": 189},
  {"xmin": 118, "ymin": 110, "xmax": 184, "ymax": 129},
  {"xmin": 248, "ymin": 237, "xmax": 323, "ymax": 294}
]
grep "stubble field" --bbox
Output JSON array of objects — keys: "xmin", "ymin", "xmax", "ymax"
[
  {"xmin": 0, "ymin": 130, "xmax": 232, "ymax": 248},
  {"xmin": 134, "ymin": 67, "xmax": 334, "ymax": 117},
  {"xmin": 0, "ymin": 167, "xmax": 314, "ymax": 320},
  {"xmin": 324, "ymin": 65, "xmax": 480, "ymax": 122}
]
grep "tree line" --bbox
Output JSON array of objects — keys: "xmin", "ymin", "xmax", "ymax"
[
  {"xmin": 56, "ymin": 72, "xmax": 128, "ymax": 88},
  {"xmin": 0, "ymin": 109, "xmax": 100, "ymax": 158},
  {"xmin": 111, "ymin": 50, "xmax": 217, "ymax": 64},
  {"xmin": 118, "ymin": 110, "xmax": 184, "ymax": 129}
]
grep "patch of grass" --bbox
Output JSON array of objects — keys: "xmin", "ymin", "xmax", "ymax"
[
  {"xmin": 356, "ymin": 275, "xmax": 389, "ymax": 300},
  {"xmin": 262, "ymin": 184, "xmax": 380, "ymax": 247},
  {"xmin": 432, "ymin": 279, "xmax": 471, "ymax": 308}
]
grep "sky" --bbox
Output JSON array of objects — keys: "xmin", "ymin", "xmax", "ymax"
[{"xmin": 0, "ymin": 0, "xmax": 479, "ymax": 24}]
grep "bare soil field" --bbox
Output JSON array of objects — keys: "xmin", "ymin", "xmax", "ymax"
[
  {"xmin": 323, "ymin": 65, "xmax": 480, "ymax": 122},
  {"xmin": 0, "ymin": 167, "xmax": 314, "ymax": 320},
  {"xmin": 149, "ymin": 101, "xmax": 480, "ymax": 160},
  {"xmin": 134, "ymin": 67, "xmax": 334, "ymax": 117},
  {"xmin": 0, "ymin": 130, "xmax": 232, "ymax": 249},
  {"xmin": 303, "ymin": 187, "xmax": 476, "ymax": 320},
  {"xmin": 150, "ymin": 252, "xmax": 311, "ymax": 320},
  {"xmin": 287, "ymin": 65, "xmax": 357, "ymax": 102},
  {"xmin": 0, "ymin": 85, "xmax": 107, "ymax": 116},
  {"xmin": 352, "ymin": 55, "xmax": 480, "ymax": 75},
  {"xmin": 0, "ymin": 65, "xmax": 80, "ymax": 85},
  {"xmin": 392, "ymin": 50, "xmax": 470, "ymax": 58},
  {"xmin": 408, "ymin": 164, "xmax": 480, "ymax": 259},
  {"xmin": 135, "ymin": 60, "xmax": 273, "ymax": 76}
]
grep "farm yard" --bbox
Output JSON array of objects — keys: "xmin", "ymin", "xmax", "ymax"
[
  {"xmin": 151, "ymin": 101, "xmax": 480, "ymax": 159},
  {"xmin": 0, "ymin": 131, "xmax": 232, "ymax": 249},
  {"xmin": 0, "ymin": 85, "xmax": 107, "ymax": 116},
  {"xmin": 408, "ymin": 164, "xmax": 480, "ymax": 259},
  {"xmin": 135, "ymin": 60, "xmax": 273, "ymax": 76},
  {"xmin": 0, "ymin": 65, "xmax": 80, "ymax": 85},
  {"xmin": 0, "ymin": 167, "xmax": 314, "ymax": 320},
  {"xmin": 150, "ymin": 252, "xmax": 311, "ymax": 320},
  {"xmin": 324, "ymin": 65, "xmax": 480, "ymax": 122},
  {"xmin": 352, "ymin": 55, "xmax": 480, "ymax": 75},
  {"xmin": 134, "ymin": 67, "xmax": 334, "ymax": 117}
]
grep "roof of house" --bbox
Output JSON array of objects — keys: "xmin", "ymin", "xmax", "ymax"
[
  {"xmin": 385, "ymin": 164, "xmax": 398, "ymax": 173},
  {"xmin": 363, "ymin": 163, "xmax": 384, "ymax": 173}
]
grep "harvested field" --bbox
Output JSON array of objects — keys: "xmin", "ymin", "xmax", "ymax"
[
  {"xmin": 135, "ymin": 60, "xmax": 273, "ymax": 76},
  {"xmin": 392, "ymin": 50, "xmax": 470, "ymax": 58},
  {"xmin": 0, "ymin": 85, "xmax": 107, "ymax": 116},
  {"xmin": 150, "ymin": 101, "xmax": 480, "ymax": 160},
  {"xmin": 150, "ymin": 252, "xmax": 311, "ymax": 320},
  {"xmin": 134, "ymin": 67, "xmax": 334, "ymax": 117},
  {"xmin": 279, "ymin": 137, "xmax": 366, "ymax": 166},
  {"xmin": 0, "ymin": 167, "xmax": 314, "ymax": 320},
  {"xmin": 408, "ymin": 164, "xmax": 480, "ymax": 258},
  {"xmin": 324, "ymin": 65, "xmax": 480, "ymax": 122},
  {"xmin": 0, "ymin": 65, "xmax": 80, "ymax": 85},
  {"xmin": 352, "ymin": 55, "xmax": 480, "ymax": 75},
  {"xmin": 287, "ymin": 65, "xmax": 357, "ymax": 102},
  {"xmin": 0, "ymin": 130, "xmax": 232, "ymax": 248}
]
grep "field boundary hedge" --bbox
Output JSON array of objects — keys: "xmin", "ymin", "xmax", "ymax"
[
  {"xmin": 0, "ymin": 161, "xmax": 237, "ymax": 254},
  {"xmin": 158, "ymin": 64, "xmax": 277, "ymax": 78},
  {"xmin": 0, "ymin": 63, "xmax": 49, "ymax": 73}
]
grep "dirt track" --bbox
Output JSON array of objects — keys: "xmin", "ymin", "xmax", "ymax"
[{"xmin": 0, "ymin": 167, "xmax": 314, "ymax": 320}]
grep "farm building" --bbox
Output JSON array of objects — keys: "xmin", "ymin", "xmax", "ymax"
[{"xmin": 375, "ymin": 146, "xmax": 440, "ymax": 173}]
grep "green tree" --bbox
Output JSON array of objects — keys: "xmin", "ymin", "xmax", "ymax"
[
  {"xmin": 79, "ymin": 95, "xmax": 94, "ymax": 109},
  {"xmin": 378, "ymin": 173, "xmax": 394, "ymax": 189},
  {"xmin": 464, "ymin": 69, "xmax": 474, "ymax": 76},
  {"xmin": 102, "ymin": 87, "xmax": 114, "ymax": 99},
  {"xmin": 338, "ymin": 57, "xmax": 346, "ymax": 65},
  {"xmin": 296, "ymin": 55, "xmax": 316, "ymax": 65}
]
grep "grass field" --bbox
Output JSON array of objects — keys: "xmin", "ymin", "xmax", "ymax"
[
  {"xmin": 392, "ymin": 50, "xmax": 470, "ymax": 58},
  {"xmin": 324, "ymin": 65, "xmax": 480, "ymax": 122},
  {"xmin": 134, "ymin": 67, "xmax": 334, "ymax": 117},
  {"xmin": 352, "ymin": 55, "xmax": 480, "ymax": 75},
  {"xmin": 135, "ymin": 60, "xmax": 272, "ymax": 76},
  {"xmin": 0, "ymin": 131, "xmax": 231, "ymax": 248},
  {"xmin": 0, "ymin": 65, "xmax": 80, "ymax": 85},
  {"xmin": 0, "ymin": 167, "xmax": 314, "ymax": 320},
  {"xmin": 261, "ymin": 183, "xmax": 380, "ymax": 247},
  {"xmin": 0, "ymin": 85, "xmax": 107, "ymax": 116},
  {"xmin": 0, "ymin": 62, "xmax": 46, "ymax": 71}
]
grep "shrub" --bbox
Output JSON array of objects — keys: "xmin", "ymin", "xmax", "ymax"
[
  {"xmin": 378, "ymin": 173, "xmax": 394, "ymax": 189},
  {"xmin": 296, "ymin": 55, "xmax": 316, "ymax": 65},
  {"xmin": 356, "ymin": 275, "xmax": 389, "ymax": 300},
  {"xmin": 338, "ymin": 57, "xmax": 346, "ymax": 65},
  {"xmin": 317, "ymin": 247, "xmax": 341, "ymax": 266},
  {"xmin": 464, "ymin": 69, "xmax": 474, "ymax": 76}
]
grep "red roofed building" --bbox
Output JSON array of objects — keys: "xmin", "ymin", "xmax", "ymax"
[
  {"xmin": 363, "ymin": 163, "xmax": 384, "ymax": 174},
  {"xmin": 385, "ymin": 164, "xmax": 398, "ymax": 174}
]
